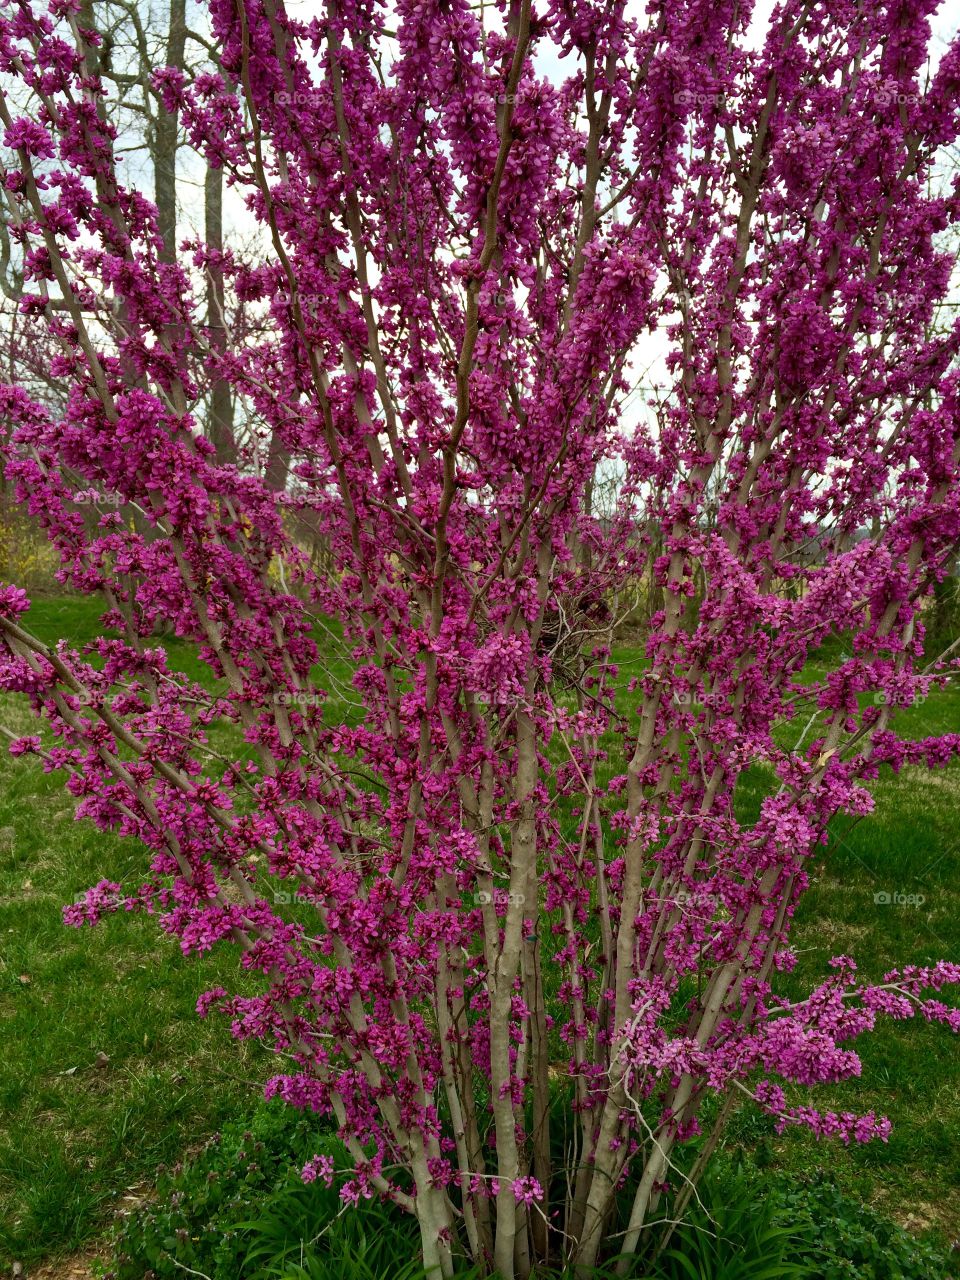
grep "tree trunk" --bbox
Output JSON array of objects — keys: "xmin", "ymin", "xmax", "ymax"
[
  {"xmin": 204, "ymin": 160, "xmax": 237, "ymax": 461},
  {"xmin": 155, "ymin": 0, "xmax": 186, "ymax": 263}
]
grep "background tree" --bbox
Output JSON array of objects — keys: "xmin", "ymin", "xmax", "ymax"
[
  {"xmin": 0, "ymin": 0, "xmax": 247, "ymax": 446},
  {"xmin": 1, "ymin": 1, "xmax": 960, "ymax": 1278}
]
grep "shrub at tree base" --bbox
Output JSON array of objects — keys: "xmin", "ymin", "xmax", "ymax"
[
  {"xmin": 1, "ymin": 0, "xmax": 960, "ymax": 1276},
  {"xmin": 103, "ymin": 1100, "xmax": 429, "ymax": 1280},
  {"xmin": 104, "ymin": 1107, "xmax": 958, "ymax": 1280}
]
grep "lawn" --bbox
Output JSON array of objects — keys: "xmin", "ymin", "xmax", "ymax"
[
  {"xmin": 0, "ymin": 598, "xmax": 271, "ymax": 1266},
  {"xmin": 0, "ymin": 595, "xmax": 957, "ymax": 1270},
  {"xmin": 729, "ymin": 728, "xmax": 960, "ymax": 1239}
]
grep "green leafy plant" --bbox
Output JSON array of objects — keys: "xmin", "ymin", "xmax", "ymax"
[
  {"xmin": 771, "ymin": 1172, "xmax": 958, "ymax": 1280},
  {"xmin": 644, "ymin": 1162, "xmax": 813, "ymax": 1280},
  {"xmin": 102, "ymin": 1099, "xmax": 491, "ymax": 1280}
]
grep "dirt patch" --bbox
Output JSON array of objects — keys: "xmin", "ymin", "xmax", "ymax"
[
  {"xmin": 11, "ymin": 1247, "xmax": 107, "ymax": 1280},
  {"xmin": 801, "ymin": 917, "xmax": 870, "ymax": 942},
  {"xmin": 872, "ymin": 1185, "xmax": 960, "ymax": 1242}
]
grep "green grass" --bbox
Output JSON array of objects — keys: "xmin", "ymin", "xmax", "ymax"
[
  {"xmin": 1, "ymin": 594, "xmax": 958, "ymax": 1269},
  {"xmin": 725, "ymin": 668, "xmax": 960, "ymax": 1239},
  {"xmin": 0, "ymin": 735, "xmax": 273, "ymax": 1264},
  {"xmin": 0, "ymin": 596, "xmax": 273, "ymax": 1266}
]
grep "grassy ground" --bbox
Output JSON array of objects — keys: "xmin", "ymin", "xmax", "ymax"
[
  {"xmin": 0, "ymin": 596, "xmax": 957, "ymax": 1269},
  {"xmin": 727, "ymin": 664, "xmax": 960, "ymax": 1240},
  {"xmin": 0, "ymin": 598, "xmax": 270, "ymax": 1266}
]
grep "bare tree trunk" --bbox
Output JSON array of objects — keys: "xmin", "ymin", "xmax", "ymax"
[
  {"xmin": 204, "ymin": 160, "xmax": 237, "ymax": 461},
  {"xmin": 156, "ymin": 0, "xmax": 186, "ymax": 263},
  {"xmin": 265, "ymin": 427, "xmax": 291, "ymax": 491}
]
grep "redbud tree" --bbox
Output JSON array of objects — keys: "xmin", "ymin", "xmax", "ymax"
[{"xmin": 2, "ymin": 0, "xmax": 960, "ymax": 1275}]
